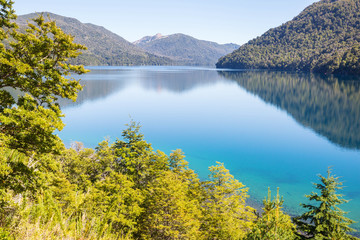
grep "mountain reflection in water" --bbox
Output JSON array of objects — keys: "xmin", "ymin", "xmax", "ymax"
[
  {"xmin": 218, "ymin": 71, "xmax": 360, "ymax": 150},
  {"xmin": 62, "ymin": 67, "xmax": 360, "ymax": 150}
]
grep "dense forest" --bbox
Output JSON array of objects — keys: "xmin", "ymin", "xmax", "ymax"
[
  {"xmin": 216, "ymin": 0, "xmax": 360, "ymax": 74},
  {"xmin": 0, "ymin": 0, "xmax": 359, "ymax": 239}
]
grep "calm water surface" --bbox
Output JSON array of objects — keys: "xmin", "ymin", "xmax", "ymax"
[{"xmin": 59, "ymin": 66, "xmax": 360, "ymax": 227}]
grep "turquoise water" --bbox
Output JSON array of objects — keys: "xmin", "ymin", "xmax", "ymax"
[{"xmin": 59, "ymin": 66, "xmax": 360, "ymax": 227}]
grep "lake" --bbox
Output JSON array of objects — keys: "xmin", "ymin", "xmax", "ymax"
[{"xmin": 59, "ymin": 66, "xmax": 360, "ymax": 228}]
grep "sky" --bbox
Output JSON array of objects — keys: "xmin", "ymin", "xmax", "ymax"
[{"xmin": 13, "ymin": 0, "xmax": 318, "ymax": 45}]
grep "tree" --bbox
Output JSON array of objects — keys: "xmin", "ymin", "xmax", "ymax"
[
  {"xmin": 0, "ymin": 0, "xmax": 88, "ymax": 155},
  {"xmin": 295, "ymin": 167, "xmax": 357, "ymax": 240},
  {"xmin": 169, "ymin": 149, "xmax": 204, "ymax": 206},
  {"xmin": 139, "ymin": 170, "xmax": 202, "ymax": 240},
  {"xmin": 89, "ymin": 171, "xmax": 143, "ymax": 236},
  {"xmin": 246, "ymin": 188, "xmax": 297, "ymax": 240},
  {"xmin": 201, "ymin": 162, "xmax": 255, "ymax": 239},
  {"xmin": 112, "ymin": 121, "xmax": 169, "ymax": 188},
  {"xmin": 0, "ymin": 2, "xmax": 88, "ymax": 228}
]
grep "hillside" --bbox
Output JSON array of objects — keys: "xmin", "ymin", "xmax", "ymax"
[
  {"xmin": 216, "ymin": 0, "xmax": 360, "ymax": 74},
  {"xmin": 16, "ymin": 13, "xmax": 173, "ymax": 66},
  {"xmin": 134, "ymin": 33, "xmax": 239, "ymax": 66}
]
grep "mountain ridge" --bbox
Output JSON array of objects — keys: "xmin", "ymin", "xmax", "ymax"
[
  {"xmin": 16, "ymin": 12, "xmax": 174, "ymax": 66},
  {"xmin": 16, "ymin": 13, "xmax": 238, "ymax": 67},
  {"xmin": 134, "ymin": 33, "xmax": 239, "ymax": 66},
  {"xmin": 216, "ymin": 0, "xmax": 360, "ymax": 74}
]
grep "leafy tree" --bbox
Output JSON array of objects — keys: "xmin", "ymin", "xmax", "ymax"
[
  {"xmin": 0, "ymin": 0, "xmax": 88, "ymax": 155},
  {"xmin": 295, "ymin": 167, "xmax": 357, "ymax": 240},
  {"xmin": 201, "ymin": 162, "xmax": 255, "ymax": 239},
  {"xmin": 139, "ymin": 170, "xmax": 202, "ymax": 240},
  {"xmin": 0, "ymin": 2, "xmax": 88, "ymax": 234},
  {"xmin": 89, "ymin": 171, "xmax": 143, "ymax": 236},
  {"xmin": 246, "ymin": 188, "xmax": 297, "ymax": 240},
  {"xmin": 169, "ymin": 149, "xmax": 204, "ymax": 205}
]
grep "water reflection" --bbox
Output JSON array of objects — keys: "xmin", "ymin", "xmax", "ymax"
[
  {"xmin": 58, "ymin": 68, "xmax": 132, "ymax": 107},
  {"xmin": 62, "ymin": 68, "xmax": 360, "ymax": 150},
  {"xmin": 218, "ymin": 71, "xmax": 360, "ymax": 150},
  {"xmin": 137, "ymin": 68, "xmax": 222, "ymax": 93},
  {"xmin": 60, "ymin": 67, "xmax": 223, "ymax": 107}
]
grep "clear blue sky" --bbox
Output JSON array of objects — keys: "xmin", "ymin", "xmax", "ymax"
[{"xmin": 13, "ymin": 0, "xmax": 318, "ymax": 45}]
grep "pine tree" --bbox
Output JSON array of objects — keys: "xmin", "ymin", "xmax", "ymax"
[
  {"xmin": 246, "ymin": 188, "xmax": 297, "ymax": 240},
  {"xmin": 295, "ymin": 167, "xmax": 357, "ymax": 240}
]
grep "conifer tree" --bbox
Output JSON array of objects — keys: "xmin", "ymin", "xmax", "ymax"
[
  {"xmin": 112, "ymin": 121, "xmax": 169, "ymax": 188},
  {"xmin": 246, "ymin": 188, "xmax": 297, "ymax": 240},
  {"xmin": 295, "ymin": 168, "xmax": 357, "ymax": 240}
]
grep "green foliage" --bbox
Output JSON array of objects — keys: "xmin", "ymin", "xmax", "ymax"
[
  {"xmin": 90, "ymin": 171, "xmax": 143, "ymax": 234},
  {"xmin": 1, "ymin": 95, "xmax": 65, "ymax": 154},
  {"xmin": 0, "ymin": 227, "xmax": 11, "ymax": 240},
  {"xmin": 9, "ymin": 190, "xmax": 120, "ymax": 240},
  {"xmin": 295, "ymin": 167, "xmax": 356, "ymax": 239},
  {"xmin": 201, "ymin": 162, "xmax": 256, "ymax": 240},
  {"xmin": 0, "ymin": 119, "xmax": 264, "ymax": 239},
  {"xmin": 58, "ymin": 143, "xmax": 98, "ymax": 191},
  {"xmin": 217, "ymin": 0, "xmax": 360, "ymax": 74},
  {"xmin": 1, "ymin": 119, "xmax": 359, "ymax": 239},
  {"xmin": 139, "ymin": 170, "xmax": 202, "ymax": 239},
  {"xmin": 112, "ymin": 121, "xmax": 169, "ymax": 188},
  {"xmin": 246, "ymin": 188, "xmax": 297, "ymax": 240},
  {"xmin": 1, "ymin": 3, "xmax": 88, "ymax": 155},
  {"xmin": 0, "ymin": 4, "xmax": 88, "ymax": 237},
  {"xmin": 1, "ymin": 3, "xmax": 359, "ymax": 239}
]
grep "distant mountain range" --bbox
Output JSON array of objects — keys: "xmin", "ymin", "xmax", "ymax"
[
  {"xmin": 217, "ymin": 0, "xmax": 360, "ymax": 74},
  {"xmin": 134, "ymin": 33, "xmax": 239, "ymax": 66},
  {"xmin": 17, "ymin": 13, "xmax": 238, "ymax": 67},
  {"xmin": 17, "ymin": 13, "xmax": 173, "ymax": 66}
]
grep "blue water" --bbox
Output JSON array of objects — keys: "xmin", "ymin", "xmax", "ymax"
[{"xmin": 59, "ymin": 66, "xmax": 360, "ymax": 227}]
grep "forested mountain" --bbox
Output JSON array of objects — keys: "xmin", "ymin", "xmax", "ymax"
[
  {"xmin": 216, "ymin": 0, "xmax": 360, "ymax": 74},
  {"xmin": 134, "ymin": 33, "xmax": 239, "ymax": 66},
  {"xmin": 16, "ymin": 13, "xmax": 173, "ymax": 66}
]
